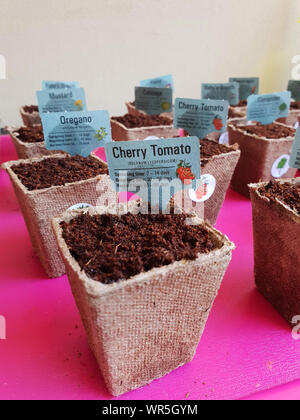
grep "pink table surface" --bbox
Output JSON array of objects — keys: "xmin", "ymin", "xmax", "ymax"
[{"xmin": 0, "ymin": 134, "xmax": 300, "ymax": 401}]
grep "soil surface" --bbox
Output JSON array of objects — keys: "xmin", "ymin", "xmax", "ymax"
[
  {"xmin": 14, "ymin": 125, "xmax": 44, "ymax": 143},
  {"xmin": 60, "ymin": 212, "xmax": 221, "ymax": 284},
  {"xmin": 258, "ymin": 180, "xmax": 300, "ymax": 214},
  {"xmin": 237, "ymin": 122, "xmax": 295, "ymax": 139},
  {"xmin": 112, "ymin": 113, "xmax": 172, "ymax": 128},
  {"xmin": 11, "ymin": 155, "xmax": 108, "ymax": 190}
]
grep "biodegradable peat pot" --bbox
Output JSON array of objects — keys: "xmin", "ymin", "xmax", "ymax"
[
  {"xmin": 249, "ymin": 179, "xmax": 300, "ymax": 324},
  {"xmin": 126, "ymin": 101, "xmax": 173, "ymax": 119},
  {"xmin": 7, "ymin": 126, "xmax": 61, "ymax": 159},
  {"xmin": 206, "ymin": 116, "xmax": 246, "ymax": 143},
  {"xmin": 2, "ymin": 154, "xmax": 116, "ymax": 278},
  {"xmin": 277, "ymin": 101, "xmax": 300, "ymax": 127},
  {"xmin": 52, "ymin": 203, "xmax": 234, "ymax": 396},
  {"xmin": 200, "ymin": 139, "xmax": 241, "ymax": 225},
  {"xmin": 125, "ymin": 101, "xmax": 146, "ymax": 117},
  {"xmin": 277, "ymin": 111, "xmax": 300, "ymax": 127},
  {"xmin": 228, "ymin": 120, "xmax": 297, "ymax": 198},
  {"xmin": 111, "ymin": 114, "xmax": 178, "ymax": 141},
  {"xmin": 171, "ymin": 189, "xmax": 205, "ymax": 222},
  {"xmin": 168, "ymin": 136, "xmax": 240, "ymax": 224},
  {"xmin": 20, "ymin": 105, "xmax": 41, "ymax": 127}
]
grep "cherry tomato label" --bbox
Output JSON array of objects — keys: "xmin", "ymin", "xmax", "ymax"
[{"xmin": 174, "ymin": 98, "xmax": 229, "ymax": 139}]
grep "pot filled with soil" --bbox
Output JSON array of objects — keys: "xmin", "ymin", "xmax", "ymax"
[
  {"xmin": 111, "ymin": 113, "xmax": 179, "ymax": 141},
  {"xmin": 249, "ymin": 178, "xmax": 300, "ymax": 324},
  {"xmin": 52, "ymin": 202, "xmax": 234, "ymax": 395},
  {"xmin": 2, "ymin": 154, "xmax": 115, "ymax": 277}
]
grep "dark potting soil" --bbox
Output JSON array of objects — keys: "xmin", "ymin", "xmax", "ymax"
[
  {"xmin": 200, "ymin": 138, "xmax": 232, "ymax": 166},
  {"xmin": 14, "ymin": 125, "xmax": 44, "ymax": 143},
  {"xmin": 23, "ymin": 105, "xmax": 39, "ymax": 114},
  {"xmin": 258, "ymin": 180, "xmax": 300, "ymax": 214},
  {"xmin": 237, "ymin": 122, "xmax": 295, "ymax": 139},
  {"xmin": 60, "ymin": 212, "xmax": 221, "ymax": 284},
  {"xmin": 112, "ymin": 113, "xmax": 172, "ymax": 128},
  {"xmin": 11, "ymin": 155, "xmax": 108, "ymax": 191},
  {"xmin": 172, "ymin": 135, "xmax": 232, "ymax": 166}
]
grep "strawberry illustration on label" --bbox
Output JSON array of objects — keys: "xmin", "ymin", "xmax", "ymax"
[
  {"xmin": 213, "ymin": 115, "xmax": 223, "ymax": 131},
  {"xmin": 176, "ymin": 160, "xmax": 195, "ymax": 185},
  {"xmin": 251, "ymin": 85, "xmax": 257, "ymax": 94}
]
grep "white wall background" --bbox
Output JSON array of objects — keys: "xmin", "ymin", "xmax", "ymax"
[{"xmin": 0, "ymin": 0, "xmax": 299, "ymax": 126}]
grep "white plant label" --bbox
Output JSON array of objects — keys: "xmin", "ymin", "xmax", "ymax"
[
  {"xmin": 189, "ymin": 174, "xmax": 216, "ymax": 202},
  {"xmin": 271, "ymin": 154, "xmax": 290, "ymax": 178},
  {"xmin": 67, "ymin": 203, "xmax": 92, "ymax": 211},
  {"xmin": 219, "ymin": 132, "xmax": 229, "ymax": 145}
]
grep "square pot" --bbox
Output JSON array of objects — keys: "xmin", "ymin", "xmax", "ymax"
[
  {"xmin": 277, "ymin": 101, "xmax": 300, "ymax": 127},
  {"xmin": 170, "ymin": 136, "xmax": 240, "ymax": 224},
  {"xmin": 7, "ymin": 126, "xmax": 61, "ymax": 159},
  {"xmin": 111, "ymin": 116, "xmax": 179, "ymax": 141},
  {"xmin": 277, "ymin": 110, "xmax": 300, "ymax": 127},
  {"xmin": 249, "ymin": 179, "xmax": 300, "ymax": 324},
  {"xmin": 2, "ymin": 154, "xmax": 116, "ymax": 278},
  {"xmin": 228, "ymin": 120, "xmax": 297, "ymax": 197},
  {"xmin": 171, "ymin": 188, "xmax": 205, "ymax": 221},
  {"xmin": 126, "ymin": 101, "xmax": 173, "ymax": 120},
  {"xmin": 52, "ymin": 202, "xmax": 234, "ymax": 396},
  {"xmin": 126, "ymin": 101, "xmax": 146, "ymax": 117},
  {"xmin": 20, "ymin": 105, "xmax": 41, "ymax": 127},
  {"xmin": 206, "ymin": 116, "xmax": 245, "ymax": 143},
  {"xmin": 201, "ymin": 139, "xmax": 240, "ymax": 225}
]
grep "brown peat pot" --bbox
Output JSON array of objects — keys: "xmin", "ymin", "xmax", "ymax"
[
  {"xmin": 2, "ymin": 154, "xmax": 116, "ymax": 277},
  {"xmin": 249, "ymin": 178, "xmax": 300, "ymax": 324},
  {"xmin": 228, "ymin": 120, "xmax": 297, "ymax": 197},
  {"xmin": 52, "ymin": 202, "xmax": 234, "ymax": 396}
]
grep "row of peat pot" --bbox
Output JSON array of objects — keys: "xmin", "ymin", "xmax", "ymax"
[
  {"xmin": 12, "ymin": 106, "xmax": 299, "ymax": 201},
  {"xmin": 1, "ymin": 109, "xmax": 299, "ymax": 396}
]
